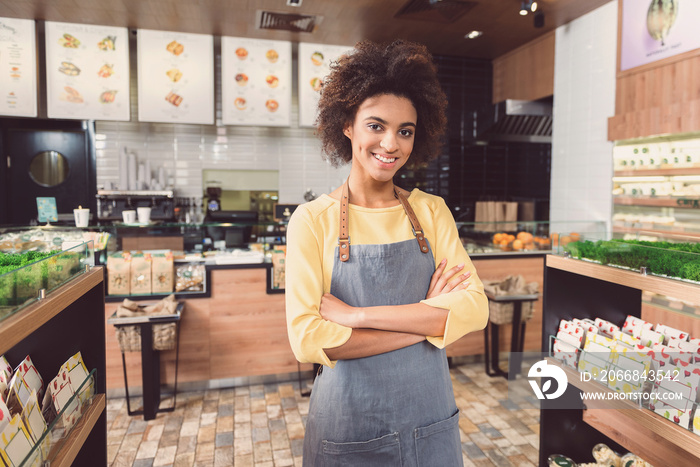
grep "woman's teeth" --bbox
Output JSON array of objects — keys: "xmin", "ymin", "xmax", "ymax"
[{"xmin": 374, "ymin": 154, "xmax": 396, "ymax": 163}]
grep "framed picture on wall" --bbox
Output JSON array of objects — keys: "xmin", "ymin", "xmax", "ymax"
[{"xmin": 620, "ymin": 0, "xmax": 700, "ymax": 72}]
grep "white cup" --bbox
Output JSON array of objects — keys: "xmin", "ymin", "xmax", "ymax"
[
  {"xmin": 73, "ymin": 208, "xmax": 90, "ymax": 228},
  {"xmin": 122, "ymin": 210, "xmax": 136, "ymax": 224},
  {"xmin": 137, "ymin": 207, "xmax": 152, "ymax": 224}
]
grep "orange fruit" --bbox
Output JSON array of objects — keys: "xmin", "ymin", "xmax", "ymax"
[
  {"xmin": 517, "ymin": 231, "xmax": 533, "ymax": 243},
  {"xmin": 512, "ymin": 239, "xmax": 524, "ymax": 250},
  {"xmin": 493, "ymin": 233, "xmax": 503, "ymax": 244},
  {"xmin": 560, "ymin": 235, "xmax": 572, "ymax": 246},
  {"xmin": 570, "ymin": 232, "xmax": 581, "ymax": 241},
  {"xmin": 507, "ymin": 234, "xmax": 515, "ymax": 242}
]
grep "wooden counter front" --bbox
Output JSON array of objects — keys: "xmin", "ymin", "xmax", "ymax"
[{"xmin": 105, "ymin": 266, "xmax": 312, "ymax": 391}]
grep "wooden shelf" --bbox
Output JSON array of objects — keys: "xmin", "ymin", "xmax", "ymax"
[
  {"xmin": 612, "ymin": 225, "xmax": 700, "ymax": 239},
  {"xmin": 614, "ymin": 167, "xmax": 700, "ymax": 177},
  {"xmin": 549, "ymin": 358, "xmax": 700, "ymax": 466},
  {"xmin": 613, "ymin": 196, "xmax": 700, "ymax": 208},
  {"xmin": 48, "ymin": 394, "xmax": 106, "ymax": 467},
  {"xmin": 546, "ymin": 255, "xmax": 700, "ymax": 304},
  {"xmin": 0, "ymin": 268, "xmax": 103, "ymax": 355}
]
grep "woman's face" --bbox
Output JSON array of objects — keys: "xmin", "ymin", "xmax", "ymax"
[{"xmin": 344, "ymin": 94, "xmax": 417, "ymax": 184}]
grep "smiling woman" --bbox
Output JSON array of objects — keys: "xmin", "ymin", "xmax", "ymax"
[{"xmin": 285, "ymin": 40, "xmax": 489, "ymax": 467}]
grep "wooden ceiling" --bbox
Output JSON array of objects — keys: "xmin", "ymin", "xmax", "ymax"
[{"xmin": 0, "ymin": 0, "xmax": 613, "ymax": 59}]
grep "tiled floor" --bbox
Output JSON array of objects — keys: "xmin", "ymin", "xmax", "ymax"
[{"xmin": 107, "ymin": 361, "xmax": 540, "ymax": 467}]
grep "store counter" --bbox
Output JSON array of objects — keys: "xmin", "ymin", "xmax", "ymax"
[{"xmin": 104, "ymin": 260, "xmax": 303, "ymax": 394}]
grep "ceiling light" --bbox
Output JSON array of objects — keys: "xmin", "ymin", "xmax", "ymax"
[
  {"xmin": 531, "ymin": 1, "xmax": 538, "ymax": 12},
  {"xmin": 465, "ymin": 30, "xmax": 483, "ymax": 39},
  {"xmin": 520, "ymin": 2, "xmax": 529, "ymax": 15}
]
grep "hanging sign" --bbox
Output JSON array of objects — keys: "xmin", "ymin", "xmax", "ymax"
[{"xmin": 45, "ymin": 21, "xmax": 130, "ymax": 120}]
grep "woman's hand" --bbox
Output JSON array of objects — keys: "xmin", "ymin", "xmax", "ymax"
[
  {"xmin": 319, "ymin": 293, "xmax": 362, "ymax": 328},
  {"xmin": 426, "ymin": 259, "xmax": 471, "ymax": 299}
]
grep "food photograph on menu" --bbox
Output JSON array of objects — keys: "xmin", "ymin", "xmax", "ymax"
[
  {"xmin": 221, "ymin": 36, "xmax": 292, "ymax": 127},
  {"xmin": 137, "ymin": 29, "xmax": 214, "ymax": 124},
  {"xmin": 0, "ymin": 17, "xmax": 37, "ymax": 118},
  {"xmin": 297, "ymin": 42, "xmax": 351, "ymax": 127},
  {"xmin": 45, "ymin": 21, "xmax": 129, "ymax": 121}
]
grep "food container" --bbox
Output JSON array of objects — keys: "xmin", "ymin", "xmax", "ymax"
[{"xmin": 548, "ymin": 454, "xmax": 577, "ymax": 467}]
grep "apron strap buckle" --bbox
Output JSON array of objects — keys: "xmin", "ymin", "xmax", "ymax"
[{"xmin": 338, "ymin": 236, "xmax": 350, "ymax": 262}]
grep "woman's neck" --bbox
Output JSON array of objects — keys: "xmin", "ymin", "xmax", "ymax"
[{"xmin": 346, "ymin": 177, "xmax": 400, "ymax": 208}]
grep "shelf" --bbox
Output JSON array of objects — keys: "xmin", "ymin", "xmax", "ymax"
[
  {"xmin": 48, "ymin": 394, "xmax": 106, "ymax": 467},
  {"xmin": 614, "ymin": 167, "xmax": 700, "ymax": 177},
  {"xmin": 613, "ymin": 196, "xmax": 700, "ymax": 208},
  {"xmin": 612, "ymin": 225, "xmax": 700, "ymax": 239},
  {"xmin": 0, "ymin": 267, "xmax": 103, "ymax": 355},
  {"xmin": 549, "ymin": 358, "xmax": 700, "ymax": 466},
  {"xmin": 546, "ymin": 255, "xmax": 700, "ymax": 304}
]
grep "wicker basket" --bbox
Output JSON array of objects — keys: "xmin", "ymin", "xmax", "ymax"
[
  {"xmin": 484, "ymin": 275, "xmax": 539, "ymax": 326},
  {"xmin": 488, "ymin": 300, "xmax": 535, "ymax": 325},
  {"xmin": 115, "ymin": 323, "xmax": 177, "ymax": 352}
]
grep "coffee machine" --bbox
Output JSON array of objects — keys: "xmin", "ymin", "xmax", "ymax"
[
  {"xmin": 96, "ymin": 190, "xmax": 175, "ymax": 222},
  {"xmin": 206, "ymin": 187, "xmax": 222, "ymax": 214}
]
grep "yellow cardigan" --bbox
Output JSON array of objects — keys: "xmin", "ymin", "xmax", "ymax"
[{"xmin": 285, "ymin": 189, "xmax": 489, "ymax": 367}]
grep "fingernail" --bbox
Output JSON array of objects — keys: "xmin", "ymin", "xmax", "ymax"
[
  {"xmin": 441, "ymin": 258, "xmax": 447, "ymax": 264},
  {"xmin": 458, "ymin": 263, "xmax": 464, "ymax": 269}
]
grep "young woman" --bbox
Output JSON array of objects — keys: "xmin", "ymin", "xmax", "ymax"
[{"xmin": 285, "ymin": 40, "xmax": 489, "ymax": 467}]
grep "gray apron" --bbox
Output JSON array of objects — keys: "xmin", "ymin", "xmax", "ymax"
[{"xmin": 303, "ymin": 190, "xmax": 463, "ymax": 467}]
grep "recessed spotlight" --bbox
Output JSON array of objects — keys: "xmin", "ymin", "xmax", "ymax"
[{"xmin": 465, "ymin": 30, "xmax": 483, "ymax": 39}]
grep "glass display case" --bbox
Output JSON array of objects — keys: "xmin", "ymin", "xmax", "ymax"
[
  {"xmin": 0, "ymin": 242, "xmax": 92, "ymax": 322},
  {"xmin": 457, "ymin": 220, "xmax": 606, "ymax": 256},
  {"xmin": 554, "ymin": 229, "xmax": 700, "ymax": 284},
  {"xmin": 613, "ymin": 132, "xmax": 700, "ymax": 240}
]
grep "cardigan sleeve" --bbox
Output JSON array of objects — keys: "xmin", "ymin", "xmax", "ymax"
[
  {"xmin": 420, "ymin": 198, "xmax": 489, "ymax": 348},
  {"xmin": 285, "ymin": 205, "xmax": 352, "ymax": 368}
]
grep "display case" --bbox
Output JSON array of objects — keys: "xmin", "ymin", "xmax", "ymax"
[
  {"xmin": 0, "ymin": 242, "xmax": 92, "ymax": 322},
  {"xmin": 457, "ymin": 220, "xmax": 606, "ymax": 256},
  {"xmin": 540, "ymin": 234, "xmax": 700, "ymax": 466},
  {"xmin": 613, "ymin": 132, "xmax": 700, "ymax": 239}
]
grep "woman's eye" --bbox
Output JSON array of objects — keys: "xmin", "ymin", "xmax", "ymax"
[
  {"xmin": 368, "ymin": 123, "xmax": 382, "ymax": 131},
  {"xmin": 399, "ymin": 129, "xmax": 414, "ymax": 137}
]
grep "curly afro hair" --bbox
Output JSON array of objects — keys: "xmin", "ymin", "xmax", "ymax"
[{"xmin": 315, "ymin": 40, "xmax": 448, "ymax": 168}]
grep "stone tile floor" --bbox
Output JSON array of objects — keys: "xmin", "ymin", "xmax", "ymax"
[{"xmin": 107, "ymin": 361, "xmax": 540, "ymax": 466}]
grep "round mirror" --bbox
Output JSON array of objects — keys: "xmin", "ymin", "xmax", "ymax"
[{"xmin": 29, "ymin": 150, "xmax": 70, "ymax": 187}]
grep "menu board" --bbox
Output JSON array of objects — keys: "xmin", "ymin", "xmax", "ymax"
[
  {"xmin": 0, "ymin": 17, "xmax": 37, "ymax": 117},
  {"xmin": 137, "ymin": 29, "xmax": 214, "ymax": 124},
  {"xmin": 298, "ymin": 42, "xmax": 352, "ymax": 128},
  {"xmin": 621, "ymin": 0, "xmax": 700, "ymax": 71},
  {"xmin": 45, "ymin": 21, "xmax": 129, "ymax": 121},
  {"xmin": 221, "ymin": 37, "xmax": 292, "ymax": 127}
]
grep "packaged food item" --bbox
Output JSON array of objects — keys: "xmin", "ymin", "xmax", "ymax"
[
  {"xmin": 151, "ymin": 252, "xmax": 174, "ymax": 294},
  {"xmin": 548, "ymin": 454, "xmax": 576, "ymax": 467},
  {"xmin": 592, "ymin": 443, "xmax": 621, "ymax": 467},
  {"xmin": 106, "ymin": 252, "xmax": 130, "ymax": 295},
  {"xmin": 130, "ymin": 254, "xmax": 152, "ymax": 295},
  {"xmin": 271, "ymin": 248, "xmax": 286, "ymax": 290},
  {"xmin": 175, "ymin": 263, "xmax": 205, "ymax": 292}
]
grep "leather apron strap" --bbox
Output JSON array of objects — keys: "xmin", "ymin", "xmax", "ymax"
[
  {"xmin": 338, "ymin": 181, "xmax": 429, "ymax": 262},
  {"xmin": 338, "ymin": 182, "xmax": 350, "ymax": 262}
]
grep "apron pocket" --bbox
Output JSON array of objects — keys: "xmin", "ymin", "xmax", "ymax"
[
  {"xmin": 322, "ymin": 431, "xmax": 402, "ymax": 466},
  {"xmin": 413, "ymin": 410, "xmax": 463, "ymax": 467}
]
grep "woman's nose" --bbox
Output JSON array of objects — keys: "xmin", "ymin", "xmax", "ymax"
[{"xmin": 380, "ymin": 134, "xmax": 398, "ymax": 152}]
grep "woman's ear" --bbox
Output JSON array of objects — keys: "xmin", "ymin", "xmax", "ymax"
[{"xmin": 343, "ymin": 122, "xmax": 352, "ymax": 139}]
